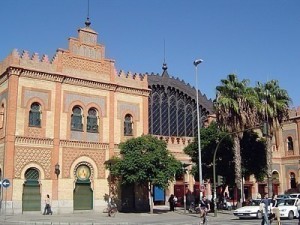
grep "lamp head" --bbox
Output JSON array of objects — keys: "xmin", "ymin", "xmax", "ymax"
[
  {"xmin": 55, "ymin": 163, "xmax": 60, "ymax": 178},
  {"xmin": 193, "ymin": 59, "xmax": 203, "ymax": 66}
]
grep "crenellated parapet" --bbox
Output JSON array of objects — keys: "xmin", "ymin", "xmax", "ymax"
[
  {"xmin": 0, "ymin": 49, "xmax": 60, "ymax": 76},
  {"xmin": 289, "ymin": 107, "xmax": 300, "ymax": 119},
  {"xmin": 116, "ymin": 70, "xmax": 148, "ymax": 90},
  {"xmin": 154, "ymin": 135, "xmax": 194, "ymax": 146},
  {"xmin": 0, "ymin": 25, "xmax": 149, "ymax": 93}
]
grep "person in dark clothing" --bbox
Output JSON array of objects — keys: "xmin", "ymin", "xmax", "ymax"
[
  {"xmin": 261, "ymin": 194, "xmax": 270, "ymax": 225},
  {"xmin": 168, "ymin": 194, "xmax": 175, "ymax": 211}
]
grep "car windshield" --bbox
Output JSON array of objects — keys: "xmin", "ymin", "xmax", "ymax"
[
  {"xmin": 250, "ymin": 199, "xmax": 261, "ymax": 206},
  {"xmin": 276, "ymin": 199, "xmax": 296, "ymax": 206},
  {"xmin": 277, "ymin": 195, "xmax": 290, "ymax": 199},
  {"xmin": 289, "ymin": 194, "xmax": 298, "ymax": 198}
]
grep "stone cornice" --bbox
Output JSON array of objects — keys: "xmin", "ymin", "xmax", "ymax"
[
  {"xmin": 15, "ymin": 136, "xmax": 54, "ymax": 146},
  {"xmin": 15, "ymin": 136, "xmax": 110, "ymax": 149},
  {"xmin": 2, "ymin": 66, "xmax": 149, "ymax": 96},
  {"xmin": 60, "ymin": 140, "xmax": 109, "ymax": 149}
]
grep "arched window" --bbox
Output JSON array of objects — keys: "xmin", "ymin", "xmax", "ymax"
[
  {"xmin": 161, "ymin": 93, "xmax": 169, "ymax": 136},
  {"xmin": 29, "ymin": 102, "xmax": 41, "ymax": 127},
  {"xmin": 71, "ymin": 106, "xmax": 83, "ymax": 131},
  {"xmin": 87, "ymin": 108, "xmax": 98, "ymax": 133},
  {"xmin": 290, "ymin": 172, "xmax": 296, "ymax": 189},
  {"xmin": 169, "ymin": 97, "xmax": 177, "ymax": 136},
  {"xmin": 152, "ymin": 93, "xmax": 160, "ymax": 135},
  {"xmin": 186, "ymin": 105, "xmax": 193, "ymax": 137},
  {"xmin": 287, "ymin": 137, "xmax": 294, "ymax": 150},
  {"xmin": 25, "ymin": 167, "xmax": 39, "ymax": 181},
  {"xmin": 124, "ymin": 114, "xmax": 133, "ymax": 136},
  {"xmin": 178, "ymin": 100, "xmax": 185, "ymax": 136}
]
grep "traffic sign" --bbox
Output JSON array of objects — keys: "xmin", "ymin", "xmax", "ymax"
[
  {"xmin": 200, "ymin": 184, "xmax": 205, "ymax": 191},
  {"xmin": 1, "ymin": 179, "xmax": 10, "ymax": 188}
]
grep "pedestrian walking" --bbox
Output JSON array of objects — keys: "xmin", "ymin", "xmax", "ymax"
[
  {"xmin": 270, "ymin": 194, "xmax": 280, "ymax": 225},
  {"xmin": 168, "ymin": 194, "xmax": 175, "ymax": 211},
  {"xmin": 43, "ymin": 194, "xmax": 53, "ymax": 215},
  {"xmin": 260, "ymin": 194, "xmax": 270, "ymax": 225}
]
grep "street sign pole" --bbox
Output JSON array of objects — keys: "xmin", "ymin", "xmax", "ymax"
[{"xmin": 1, "ymin": 179, "xmax": 11, "ymax": 220}]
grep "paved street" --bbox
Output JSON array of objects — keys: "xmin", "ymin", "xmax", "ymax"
[{"xmin": 0, "ymin": 207, "xmax": 300, "ymax": 225}]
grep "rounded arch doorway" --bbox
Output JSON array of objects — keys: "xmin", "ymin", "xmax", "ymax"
[
  {"xmin": 22, "ymin": 167, "xmax": 41, "ymax": 212},
  {"xmin": 73, "ymin": 163, "xmax": 93, "ymax": 210}
]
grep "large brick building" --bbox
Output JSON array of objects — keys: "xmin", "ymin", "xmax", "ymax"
[{"xmin": 0, "ymin": 21, "xmax": 150, "ymax": 214}]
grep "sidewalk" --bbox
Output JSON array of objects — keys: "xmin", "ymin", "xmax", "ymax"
[{"xmin": 0, "ymin": 206, "xmax": 235, "ymax": 225}]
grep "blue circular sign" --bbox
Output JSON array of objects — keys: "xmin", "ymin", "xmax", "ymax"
[{"xmin": 2, "ymin": 179, "xmax": 10, "ymax": 188}]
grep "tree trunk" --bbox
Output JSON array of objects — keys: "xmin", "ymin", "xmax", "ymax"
[
  {"xmin": 266, "ymin": 136, "xmax": 273, "ymax": 197},
  {"xmin": 149, "ymin": 183, "xmax": 153, "ymax": 214},
  {"xmin": 233, "ymin": 135, "xmax": 242, "ymax": 207}
]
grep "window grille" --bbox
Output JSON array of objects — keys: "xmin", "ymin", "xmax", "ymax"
[
  {"xmin": 87, "ymin": 108, "xmax": 98, "ymax": 133},
  {"xmin": 29, "ymin": 102, "xmax": 41, "ymax": 127},
  {"xmin": 25, "ymin": 168, "xmax": 39, "ymax": 181},
  {"xmin": 71, "ymin": 106, "xmax": 83, "ymax": 131},
  {"xmin": 124, "ymin": 114, "xmax": 133, "ymax": 136}
]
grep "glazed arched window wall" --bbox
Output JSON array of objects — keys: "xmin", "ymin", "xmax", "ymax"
[{"xmin": 149, "ymin": 86, "xmax": 208, "ymax": 137}]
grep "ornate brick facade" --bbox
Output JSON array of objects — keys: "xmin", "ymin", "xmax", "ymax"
[{"xmin": 0, "ymin": 22, "xmax": 149, "ymax": 214}]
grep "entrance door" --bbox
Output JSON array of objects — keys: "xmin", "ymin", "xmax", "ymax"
[
  {"xmin": 73, "ymin": 182, "xmax": 93, "ymax": 210},
  {"xmin": 174, "ymin": 184, "xmax": 184, "ymax": 207},
  {"xmin": 22, "ymin": 168, "xmax": 41, "ymax": 212}
]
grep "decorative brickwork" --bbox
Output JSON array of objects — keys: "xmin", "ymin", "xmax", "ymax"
[
  {"xmin": 15, "ymin": 146, "xmax": 52, "ymax": 179},
  {"xmin": 61, "ymin": 54, "xmax": 110, "ymax": 75},
  {"xmin": 62, "ymin": 148, "xmax": 106, "ymax": 179},
  {"xmin": 15, "ymin": 136, "xmax": 54, "ymax": 145},
  {"xmin": 64, "ymin": 92, "xmax": 106, "ymax": 116},
  {"xmin": 27, "ymin": 127, "xmax": 44, "ymax": 138},
  {"xmin": 60, "ymin": 140, "xmax": 109, "ymax": 149},
  {"xmin": 22, "ymin": 88, "xmax": 51, "ymax": 110},
  {"xmin": 117, "ymin": 101, "xmax": 140, "ymax": 121}
]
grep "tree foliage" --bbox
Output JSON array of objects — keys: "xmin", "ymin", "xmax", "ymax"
[
  {"xmin": 214, "ymin": 74, "xmax": 259, "ymax": 188},
  {"xmin": 111, "ymin": 134, "xmax": 182, "ymax": 190},
  {"xmin": 240, "ymin": 131, "xmax": 267, "ymax": 181},
  {"xmin": 184, "ymin": 122, "xmax": 267, "ymax": 186}
]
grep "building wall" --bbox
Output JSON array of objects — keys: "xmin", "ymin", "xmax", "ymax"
[{"xmin": 0, "ymin": 23, "xmax": 149, "ymax": 214}]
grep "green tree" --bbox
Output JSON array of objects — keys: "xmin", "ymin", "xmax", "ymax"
[
  {"xmin": 254, "ymin": 80, "xmax": 291, "ymax": 195},
  {"xmin": 111, "ymin": 134, "xmax": 182, "ymax": 213},
  {"xmin": 241, "ymin": 131, "xmax": 267, "ymax": 181},
  {"xmin": 184, "ymin": 122, "xmax": 235, "ymax": 185},
  {"xmin": 214, "ymin": 74, "xmax": 258, "ymax": 200},
  {"xmin": 184, "ymin": 122, "xmax": 267, "ymax": 192}
]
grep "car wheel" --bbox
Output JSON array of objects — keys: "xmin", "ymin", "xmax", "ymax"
[
  {"xmin": 288, "ymin": 210, "xmax": 294, "ymax": 220},
  {"xmin": 257, "ymin": 211, "xmax": 263, "ymax": 219}
]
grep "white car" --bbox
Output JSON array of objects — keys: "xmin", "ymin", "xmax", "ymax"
[
  {"xmin": 289, "ymin": 193, "xmax": 300, "ymax": 199},
  {"xmin": 233, "ymin": 199, "xmax": 263, "ymax": 219},
  {"xmin": 276, "ymin": 198, "xmax": 299, "ymax": 220}
]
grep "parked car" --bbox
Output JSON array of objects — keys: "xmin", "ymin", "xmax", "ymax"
[
  {"xmin": 233, "ymin": 199, "xmax": 263, "ymax": 219},
  {"xmin": 277, "ymin": 194, "xmax": 290, "ymax": 199},
  {"xmin": 289, "ymin": 193, "xmax": 300, "ymax": 199},
  {"xmin": 276, "ymin": 198, "xmax": 299, "ymax": 220}
]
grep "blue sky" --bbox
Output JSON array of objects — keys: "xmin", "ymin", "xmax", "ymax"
[{"xmin": 1, "ymin": 1, "xmax": 300, "ymax": 107}]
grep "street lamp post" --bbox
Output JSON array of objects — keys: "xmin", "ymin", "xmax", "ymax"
[{"xmin": 193, "ymin": 59, "xmax": 203, "ymax": 199}]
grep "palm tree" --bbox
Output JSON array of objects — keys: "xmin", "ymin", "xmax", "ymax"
[
  {"xmin": 254, "ymin": 80, "xmax": 291, "ymax": 196},
  {"xmin": 214, "ymin": 74, "xmax": 258, "ymax": 203}
]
